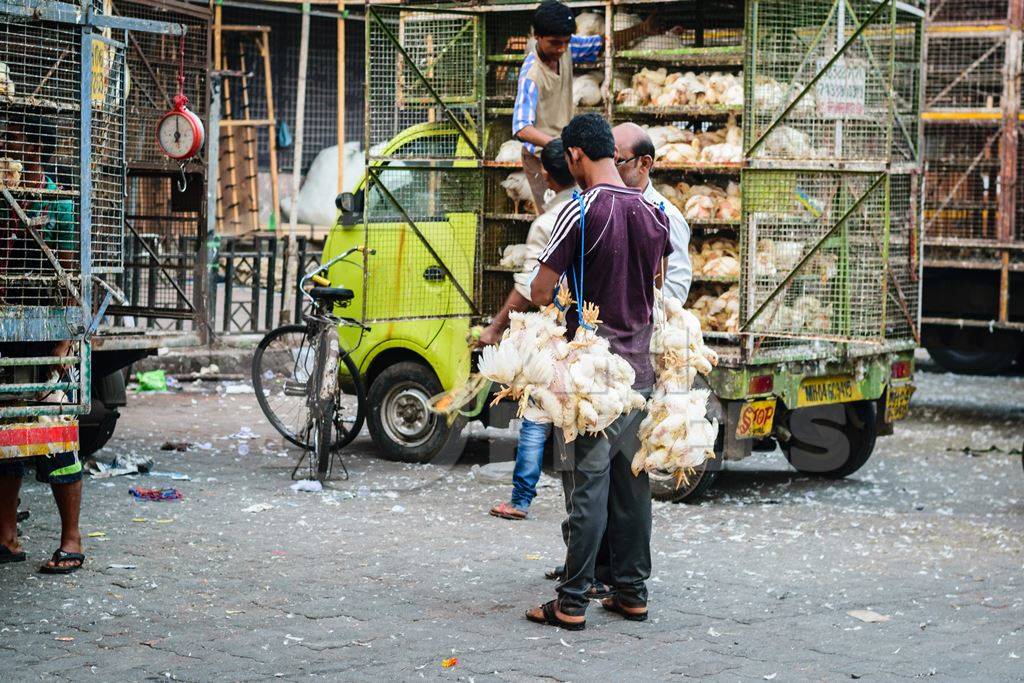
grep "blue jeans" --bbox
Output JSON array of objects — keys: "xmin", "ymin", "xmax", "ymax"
[{"xmin": 510, "ymin": 419, "xmax": 552, "ymax": 511}]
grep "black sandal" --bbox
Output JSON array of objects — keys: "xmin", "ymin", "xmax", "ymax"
[
  {"xmin": 544, "ymin": 564, "xmax": 565, "ymax": 580},
  {"xmin": 525, "ymin": 600, "xmax": 586, "ymax": 631},
  {"xmin": 601, "ymin": 596, "xmax": 648, "ymax": 622},
  {"xmin": 38, "ymin": 548, "xmax": 85, "ymax": 575},
  {"xmin": 0, "ymin": 544, "xmax": 26, "ymax": 564},
  {"xmin": 586, "ymin": 581, "xmax": 615, "ymax": 600}
]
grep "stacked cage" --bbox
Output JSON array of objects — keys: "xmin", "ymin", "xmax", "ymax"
[
  {"xmin": 922, "ymin": 0, "xmax": 1024, "ymax": 331},
  {"xmin": 479, "ymin": 0, "xmax": 923, "ymax": 365},
  {"xmin": 362, "ymin": 3, "xmax": 484, "ymax": 323},
  {"xmin": 1, "ymin": 1, "xmax": 125, "ymax": 422},
  {"xmin": 109, "ymin": 0, "xmax": 210, "ymax": 330}
]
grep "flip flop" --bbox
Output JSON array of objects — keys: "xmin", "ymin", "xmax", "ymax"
[
  {"xmin": 601, "ymin": 596, "xmax": 648, "ymax": 622},
  {"xmin": 0, "ymin": 544, "xmax": 26, "ymax": 564},
  {"xmin": 38, "ymin": 548, "xmax": 85, "ymax": 575},
  {"xmin": 489, "ymin": 502, "xmax": 527, "ymax": 520},
  {"xmin": 525, "ymin": 600, "xmax": 586, "ymax": 631}
]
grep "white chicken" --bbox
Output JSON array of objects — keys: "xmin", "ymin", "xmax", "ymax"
[
  {"xmin": 699, "ymin": 117, "xmax": 743, "ymax": 163},
  {"xmin": 494, "ymin": 139, "xmax": 523, "ymax": 163},
  {"xmin": 573, "ymin": 73, "xmax": 604, "ymax": 106},
  {"xmin": 0, "ymin": 62, "xmax": 14, "ymax": 96},
  {"xmin": 501, "ymin": 171, "xmax": 535, "ymax": 214},
  {"xmin": 763, "ymin": 125, "xmax": 814, "ymax": 159},
  {"xmin": 630, "ymin": 32, "xmax": 687, "ymax": 51},
  {"xmin": 628, "ymin": 69, "xmax": 743, "ymax": 108},
  {"xmin": 614, "ymin": 11, "xmax": 641, "ymax": 31},
  {"xmin": 684, "ymin": 194, "xmax": 716, "ymax": 221},
  {"xmin": 0, "ymin": 157, "xmax": 23, "ymax": 189},
  {"xmin": 634, "ymin": 292, "xmax": 719, "ymax": 485},
  {"xmin": 498, "ymin": 243, "xmax": 529, "ymax": 269},
  {"xmin": 689, "ymin": 285, "xmax": 739, "ymax": 333},
  {"xmin": 701, "ymin": 255, "xmax": 740, "ymax": 279},
  {"xmin": 478, "ymin": 292, "xmax": 646, "ymax": 444},
  {"xmin": 770, "ymin": 239, "xmax": 804, "ymax": 272},
  {"xmin": 574, "ymin": 11, "xmax": 604, "ymax": 37}
]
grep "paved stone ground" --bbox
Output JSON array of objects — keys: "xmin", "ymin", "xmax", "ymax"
[{"xmin": 4, "ymin": 365, "xmax": 1023, "ymax": 681}]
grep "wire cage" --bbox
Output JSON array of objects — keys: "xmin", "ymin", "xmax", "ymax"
[
  {"xmin": 103, "ymin": 0, "xmax": 209, "ymax": 330},
  {"xmin": 362, "ymin": 3, "xmax": 484, "ymax": 322},
  {"xmin": 0, "ymin": 16, "xmax": 85, "ymax": 312},
  {"xmin": 921, "ymin": 0, "xmax": 1023, "ymax": 330},
  {"xmin": 357, "ymin": 0, "xmax": 923, "ymax": 363},
  {"xmin": 113, "ymin": 0, "xmax": 208, "ymax": 170},
  {"xmin": 0, "ymin": 0, "xmax": 177, "ymax": 423}
]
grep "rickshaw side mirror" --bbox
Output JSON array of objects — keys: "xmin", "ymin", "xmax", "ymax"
[{"xmin": 336, "ymin": 192, "xmax": 357, "ymax": 214}]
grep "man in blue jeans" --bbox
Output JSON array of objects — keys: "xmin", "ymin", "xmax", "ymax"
[{"xmin": 479, "ymin": 140, "xmax": 577, "ymax": 520}]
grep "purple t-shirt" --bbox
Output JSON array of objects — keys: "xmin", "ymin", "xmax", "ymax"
[{"xmin": 538, "ymin": 184, "xmax": 673, "ymax": 389}]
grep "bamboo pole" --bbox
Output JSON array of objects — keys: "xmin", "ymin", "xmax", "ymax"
[
  {"xmin": 337, "ymin": 1, "xmax": 345, "ymax": 195},
  {"xmin": 220, "ymin": 53, "xmax": 242, "ymax": 232},
  {"xmin": 261, "ymin": 33, "xmax": 281, "ymax": 232},
  {"xmin": 239, "ymin": 45, "xmax": 261, "ymax": 233},
  {"xmin": 281, "ymin": 2, "xmax": 310, "ymax": 322}
]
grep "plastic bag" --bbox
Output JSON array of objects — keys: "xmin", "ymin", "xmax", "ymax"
[{"xmin": 135, "ymin": 369, "xmax": 168, "ymax": 392}]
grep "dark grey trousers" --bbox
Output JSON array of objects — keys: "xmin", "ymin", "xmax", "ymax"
[{"xmin": 554, "ymin": 396, "xmax": 652, "ymax": 613}]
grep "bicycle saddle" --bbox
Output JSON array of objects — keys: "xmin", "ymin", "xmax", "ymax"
[{"xmin": 309, "ymin": 286, "xmax": 355, "ymax": 303}]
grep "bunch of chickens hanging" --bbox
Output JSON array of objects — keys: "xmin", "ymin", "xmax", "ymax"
[{"xmin": 156, "ymin": 33, "xmax": 205, "ymax": 161}]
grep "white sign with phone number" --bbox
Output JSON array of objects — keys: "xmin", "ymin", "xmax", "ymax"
[{"xmin": 814, "ymin": 58, "xmax": 866, "ymax": 118}]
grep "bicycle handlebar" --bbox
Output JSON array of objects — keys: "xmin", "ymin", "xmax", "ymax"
[
  {"xmin": 299, "ymin": 245, "xmax": 374, "ymax": 307},
  {"xmin": 299, "ymin": 246, "xmax": 374, "ymax": 332}
]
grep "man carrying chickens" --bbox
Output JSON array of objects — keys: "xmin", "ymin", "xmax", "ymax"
[
  {"xmin": 525, "ymin": 113, "xmax": 672, "ymax": 629},
  {"xmin": 513, "ymin": 1, "xmax": 660, "ymax": 213}
]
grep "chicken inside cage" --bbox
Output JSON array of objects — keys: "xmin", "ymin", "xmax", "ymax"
[
  {"xmin": 0, "ymin": 61, "xmax": 14, "ymax": 95},
  {"xmin": 0, "ymin": 108, "xmax": 80, "ymax": 308}
]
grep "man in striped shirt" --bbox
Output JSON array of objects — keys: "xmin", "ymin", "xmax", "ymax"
[
  {"xmin": 526, "ymin": 114, "xmax": 671, "ymax": 630},
  {"xmin": 513, "ymin": 1, "xmax": 659, "ymax": 212}
]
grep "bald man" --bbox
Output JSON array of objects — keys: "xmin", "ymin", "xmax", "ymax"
[{"xmin": 612, "ymin": 123, "xmax": 692, "ymax": 301}]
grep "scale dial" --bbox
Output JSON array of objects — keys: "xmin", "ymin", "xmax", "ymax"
[{"xmin": 157, "ymin": 103, "xmax": 205, "ymax": 160}]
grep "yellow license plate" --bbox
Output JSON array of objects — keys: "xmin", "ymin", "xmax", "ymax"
[
  {"xmin": 735, "ymin": 398, "xmax": 777, "ymax": 439},
  {"xmin": 884, "ymin": 384, "xmax": 915, "ymax": 422},
  {"xmin": 796, "ymin": 375, "xmax": 863, "ymax": 408}
]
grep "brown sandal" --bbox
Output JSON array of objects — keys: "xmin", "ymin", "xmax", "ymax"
[
  {"xmin": 489, "ymin": 502, "xmax": 527, "ymax": 520},
  {"xmin": 601, "ymin": 596, "xmax": 648, "ymax": 622},
  {"xmin": 525, "ymin": 600, "xmax": 586, "ymax": 631}
]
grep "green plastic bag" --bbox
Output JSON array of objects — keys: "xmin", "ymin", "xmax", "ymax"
[{"xmin": 135, "ymin": 369, "xmax": 168, "ymax": 392}]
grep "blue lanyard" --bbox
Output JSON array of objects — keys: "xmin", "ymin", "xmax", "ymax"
[{"xmin": 570, "ymin": 190, "xmax": 594, "ymax": 331}]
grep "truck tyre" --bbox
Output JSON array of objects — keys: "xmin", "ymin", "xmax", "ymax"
[
  {"xmin": 79, "ymin": 370, "xmax": 126, "ymax": 458},
  {"xmin": 926, "ymin": 343, "xmax": 1019, "ymax": 376},
  {"xmin": 649, "ymin": 461, "xmax": 718, "ymax": 503},
  {"xmin": 925, "ymin": 328, "xmax": 1022, "ymax": 375},
  {"xmin": 367, "ymin": 361, "xmax": 450, "ymax": 463},
  {"xmin": 781, "ymin": 401, "xmax": 877, "ymax": 479}
]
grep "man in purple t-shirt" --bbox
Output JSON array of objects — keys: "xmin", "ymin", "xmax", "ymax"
[{"xmin": 525, "ymin": 114, "xmax": 672, "ymax": 630}]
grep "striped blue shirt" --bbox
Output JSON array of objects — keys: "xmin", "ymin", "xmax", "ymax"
[{"xmin": 512, "ymin": 35, "xmax": 604, "ymax": 153}]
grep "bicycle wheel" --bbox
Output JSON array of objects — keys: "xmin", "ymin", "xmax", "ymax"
[
  {"xmin": 253, "ymin": 324, "xmax": 316, "ymax": 449},
  {"xmin": 333, "ymin": 349, "xmax": 366, "ymax": 450},
  {"xmin": 254, "ymin": 323, "xmax": 367, "ymax": 453}
]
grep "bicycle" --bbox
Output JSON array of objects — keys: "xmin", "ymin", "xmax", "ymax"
[{"xmin": 252, "ymin": 246, "xmax": 370, "ymax": 482}]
